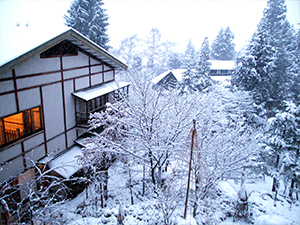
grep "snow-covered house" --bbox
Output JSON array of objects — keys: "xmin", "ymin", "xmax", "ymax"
[
  {"xmin": 209, "ymin": 60, "xmax": 235, "ymax": 76},
  {"xmin": 151, "ymin": 61, "xmax": 235, "ymax": 89},
  {"xmin": 151, "ymin": 69, "xmax": 185, "ymax": 89},
  {"xmin": 0, "ymin": 28, "xmax": 129, "ymax": 185}
]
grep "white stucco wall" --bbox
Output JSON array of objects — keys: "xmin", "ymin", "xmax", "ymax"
[
  {"xmin": 91, "ymin": 74, "xmax": 103, "ymax": 86},
  {"xmin": 15, "ymin": 55, "xmax": 60, "ymax": 76},
  {"xmin": 75, "ymin": 76, "xmax": 89, "ymax": 91},
  {"xmin": 104, "ymin": 71, "xmax": 114, "ymax": 82},
  {"xmin": 63, "ymin": 80, "xmax": 76, "ymax": 130},
  {"xmin": 0, "ymin": 79, "xmax": 14, "ymax": 93},
  {"xmin": 18, "ymin": 88, "xmax": 41, "ymax": 111},
  {"xmin": 46, "ymin": 134, "xmax": 66, "ymax": 156},
  {"xmin": 42, "ymin": 83, "xmax": 65, "ymax": 140},
  {"xmin": 0, "ymin": 143, "xmax": 22, "ymax": 163},
  {"xmin": 63, "ymin": 51, "xmax": 89, "ymax": 69},
  {"xmin": 63, "ymin": 68, "xmax": 89, "ymax": 80},
  {"xmin": 0, "ymin": 93, "xmax": 17, "ymax": 117}
]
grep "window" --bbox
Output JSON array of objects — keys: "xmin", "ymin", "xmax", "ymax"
[
  {"xmin": 75, "ymin": 94, "xmax": 109, "ymax": 125},
  {"xmin": 40, "ymin": 41, "xmax": 78, "ymax": 58},
  {"xmin": 0, "ymin": 107, "xmax": 42, "ymax": 147}
]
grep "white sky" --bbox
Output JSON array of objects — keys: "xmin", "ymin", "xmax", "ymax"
[{"xmin": 0, "ymin": 0, "xmax": 299, "ymax": 59}]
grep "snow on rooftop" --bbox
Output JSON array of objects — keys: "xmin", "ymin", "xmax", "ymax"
[
  {"xmin": 72, "ymin": 81, "xmax": 130, "ymax": 101},
  {"xmin": 151, "ymin": 69, "xmax": 185, "ymax": 84},
  {"xmin": 48, "ymin": 145, "xmax": 83, "ymax": 179},
  {"xmin": 209, "ymin": 60, "xmax": 236, "ymax": 70},
  {"xmin": 0, "ymin": 23, "xmax": 69, "ymax": 67}
]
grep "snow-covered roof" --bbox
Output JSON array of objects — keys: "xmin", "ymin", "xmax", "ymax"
[
  {"xmin": 48, "ymin": 145, "xmax": 83, "ymax": 179},
  {"xmin": 0, "ymin": 28, "xmax": 128, "ymax": 75},
  {"xmin": 72, "ymin": 81, "xmax": 130, "ymax": 101},
  {"xmin": 151, "ymin": 69, "xmax": 185, "ymax": 84},
  {"xmin": 209, "ymin": 60, "xmax": 236, "ymax": 70}
]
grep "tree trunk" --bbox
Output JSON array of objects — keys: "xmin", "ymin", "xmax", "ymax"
[
  {"xmin": 143, "ymin": 165, "xmax": 146, "ymax": 196},
  {"xmin": 289, "ymin": 177, "xmax": 295, "ymax": 198},
  {"xmin": 128, "ymin": 167, "xmax": 134, "ymax": 205}
]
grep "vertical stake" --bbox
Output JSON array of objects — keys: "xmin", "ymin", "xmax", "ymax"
[{"xmin": 184, "ymin": 120, "xmax": 196, "ymax": 219}]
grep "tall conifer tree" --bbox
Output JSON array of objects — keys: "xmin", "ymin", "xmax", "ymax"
[
  {"xmin": 194, "ymin": 37, "xmax": 213, "ymax": 91},
  {"xmin": 232, "ymin": 0, "xmax": 296, "ymax": 110},
  {"xmin": 65, "ymin": 0, "xmax": 110, "ymax": 50},
  {"xmin": 211, "ymin": 27, "xmax": 236, "ymax": 60}
]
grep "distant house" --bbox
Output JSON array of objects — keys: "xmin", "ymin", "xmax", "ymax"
[
  {"xmin": 209, "ymin": 60, "xmax": 235, "ymax": 76},
  {"xmin": 151, "ymin": 69, "xmax": 185, "ymax": 89},
  {"xmin": 0, "ymin": 29, "xmax": 129, "ymax": 187},
  {"xmin": 151, "ymin": 60, "xmax": 235, "ymax": 88}
]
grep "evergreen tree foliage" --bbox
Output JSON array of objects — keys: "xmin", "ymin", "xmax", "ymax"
[
  {"xmin": 261, "ymin": 101, "xmax": 300, "ymax": 198},
  {"xmin": 194, "ymin": 37, "xmax": 213, "ymax": 91},
  {"xmin": 290, "ymin": 29, "xmax": 300, "ymax": 104},
  {"xmin": 232, "ymin": 0, "xmax": 297, "ymax": 111},
  {"xmin": 183, "ymin": 39, "xmax": 197, "ymax": 68},
  {"xmin": 65, "ymin": 0, "xmax": 110, "ymax": 50},
  {"xmin": 180, "ymin": 64, "xmax": 197, "ymax": 94},
  {"xmin": 180, "ymin": 37, "xmax": 213, "ymax": 93},
  {"xmin": 211, "ymin": 27, "xmax": 236, "ymax": 60},
  {"xmin": 167, "ymin": 52, "xmax": 182, "ymax": 70}
]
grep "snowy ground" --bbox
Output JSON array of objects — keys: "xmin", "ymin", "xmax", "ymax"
[
  {"xmin": 39, "ymin": 161, "xmax": 299, "ymax": 225},
  {"xmin": 36, "ymin": 79, "xmax": 300, "ymax": 224}
]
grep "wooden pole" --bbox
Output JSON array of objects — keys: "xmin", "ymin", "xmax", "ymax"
[{"xmin": 184, "ymin": 120, "xmax": 196, "ymax": 219}]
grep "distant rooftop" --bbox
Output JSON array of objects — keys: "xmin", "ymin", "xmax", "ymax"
[{"xmin": 209, "ymin": 60, "xmax": 236, "ymax": 70}]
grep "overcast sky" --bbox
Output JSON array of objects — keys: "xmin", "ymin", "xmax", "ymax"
[{"xmin": 0, "ymin": 0, "xmax": 299, "ymax": 56}]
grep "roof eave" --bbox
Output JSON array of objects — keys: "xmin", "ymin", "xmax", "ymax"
[{"xmin": 0, "ymin": 28, "xmax": 127, "ymax": 75}]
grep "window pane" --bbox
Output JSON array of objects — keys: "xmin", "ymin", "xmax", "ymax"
[
  {"xmin": 0, "ymin": 119, "xmax": 5, "ymax": 145},
  {"xmin": 31, "ymin": 107, "xmax": 41, "ymax": 131},
  {"xmin": 3, "ymin": 112, "xmax": 24, "ymax": 142},
  {"xmin": 23, "ymin": 110, "xmax": 32, "ymax": 134}
]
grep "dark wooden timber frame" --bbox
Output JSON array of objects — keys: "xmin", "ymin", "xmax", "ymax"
[{"xmin": 0, "ymin": 45, "xmax": 116, "ymax": 168}]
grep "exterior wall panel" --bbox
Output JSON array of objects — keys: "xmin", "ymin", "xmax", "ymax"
[
  {"xmin": 63, "ymin": 68, "xmax": 89, "ymax": 80},
  {"xmin": 0, "ymin": 93, "xmax": 17, "ymax": 117},
  {"xmin": 0, "ymin": 157, "xmax": 23, "ymax": 182},
  {"xmin": 15, "ymin": 55, "xmax": 60, "ymax": 76},
  {"xmin": 17, "ymin": 73, "xmax": 61, "ymax": 89},
  {"xmin": 67, "ymin": 128, "xmax": 77, "ymax": 148},
  {"xmin": 42, "ymin": 83, "xmax": 64, "ymax": 140},
  {"xmin": 63, "ymin": 51, "xmax": 89, "ymax": 69},
  {"xmin": 104, "ymin": 71, "xmax": 114, "ymax": 82},
  {"xmin": 64, "ymin": 80, "xmax": 76, "ymax": 130},
  {"xmin": 0, "ymin": 144, "xmax": 22, "ymax": 162},
  {"xmin": 25, "ymin": 145, "xmax": 45, "ymax": 165},
  {"xmin": 75, "ymin": 76, "xmax": 89, "ymax": 91},
  {"xmin": 0, "ymin": 70, "xmax": 13, "ymax": 79},
  {"xmin": 91, "ymin": 74, "xmax": 103, "ymax": 86},
  {"xmin": 46, "ymin": 134, "xmax": 66, "ymax": 156},
  {"xmin": 18, "ymin": 88, "xmax": 41, "ymax": 111},
  {"xmin": 0, "ymin": 80, "xmax": 14, "ymax": 93},
  {"xmin": 90, "ymin": 58, "xmax": 101, "ymax": 65},
  {"xmin": 91, "ymin": 65, "xmax": 102, "ymax": 74},
  {"xmin": 23, "ymin": 133, "xmax": 44, "ymax": 151}
]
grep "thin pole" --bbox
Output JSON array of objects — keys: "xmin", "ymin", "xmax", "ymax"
[{"xmin": 184, "ymin": 120, "xmax": 196, "ymax": 219}]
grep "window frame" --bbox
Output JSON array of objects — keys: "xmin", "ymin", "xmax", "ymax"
[{"xmin": 0, "ymin": 106, "xmax": 43, "ymax": 147}]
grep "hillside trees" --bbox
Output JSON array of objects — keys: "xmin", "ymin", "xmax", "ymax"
[
  {"xmin": 211, "ymin": 27, "xmax": 236, "ymax": 60},
  {"xmin": 65, "ymin": 0, "xmax": 110, "ymax": 50},
  {"xmin": 231, "ymin": 0, "xmax": 297, "ymax": 111}
]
